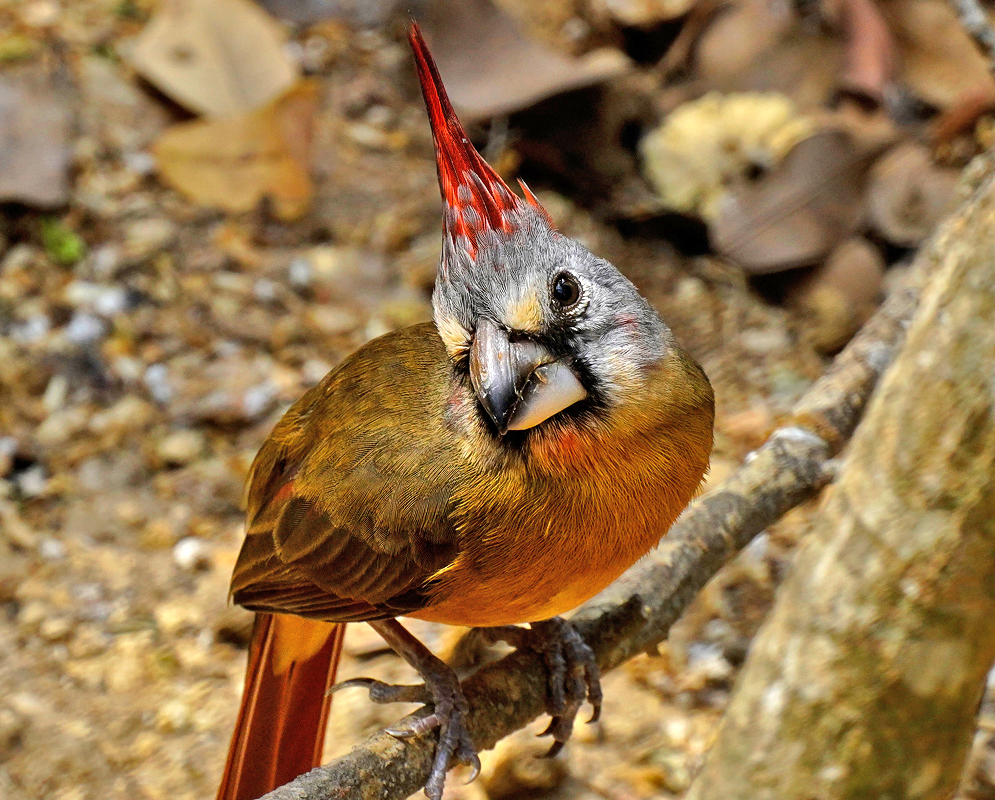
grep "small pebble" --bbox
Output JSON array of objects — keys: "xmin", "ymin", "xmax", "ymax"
[
  {"xmin": 88, "ymin": 245, "xmax": 121, "ymax": 278},
  {"xmin": 301, "ymin": 359, "xmax": 333, "ymax": 386},
  {"xmin": 154, "ymin": 600, "xmax": 204, "ymax": 636},
  {"xmin": 20, "ymin": 0, "xmax": 59, "ymax": 27},
  {"xmin": 172, "ymin": 537, "xmax": 212, "ymax": 571},
  {"xmin": 10, "ymin": 313, "xmax": 50, "ymax": 344},
  {"xmin": 253, "ymin": 279, "xmax": 277, "ymax": 303},
  {"xmin": 0, "ymin": 707, "xmax": 27, "ymax": 756},
  {"xmin": 39, "ymin": 616, "xmax": 73, "ymax": 642},
  {"xmin": 143, "ymin": 364, "xmax": 173, "ymax": 404},
  {"xmin": 652, "ymin": 750, "xmax": 693, "ymax": 793},
  {"xmin": 685, "ymin": 641, "xmax": 733, "ymax": 682},
  {"xmin": 15, "ymin": 465, "xmax": 48, "ymax": 498},
  {"xmin": 242, "ymin": 383, "xmax": 277, "ymax": 420},
  {"xmin": 42, "ymin": 374, "xmax": 69, "ymax": 413},
  {"xmin": 65, "ymin": 311, "xmax": 107, "ymax": 345},
  {"xmin": 121, "ymin": 217, "xmax": 177, "ymax": 264},
  {"xmin": 156, "ymin": 430, "xmax": 205, "ymax": 466},
  {"xmin": 39, "ymin": 536, "xmax": 67, "ymax": 561},
  {"xmin": 308, "ymin": 305, "xmax": 359, "ymax": 336},
  {"xmin": 17, "ymin": 600, "xmax": 49, "ymax": 630},
  {"xmin": 155, "ymin": 699, "xmax": 193, "ymax": 734},
  {"xmin": 122, "ymin": 151, "xmax": 156, "ymax": 176},
  {"xmin": 0, "ymin": 437, "xmax": 16, "ymax": 477},
  {"xmin": 288, "ymin": 257, "xmax": 313, "ymax": 289},
  {"xmin": 112, "ymin": 355, "xmax": 144, "ymax": 383},
  {"xmin": 93, "ymin": 286, "xmax": 128, "ymax": 317}
]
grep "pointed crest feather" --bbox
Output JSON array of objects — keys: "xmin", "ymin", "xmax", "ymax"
[{"xmin": 408, "ymin": 23, "xmax": 551, "ymax": 260}]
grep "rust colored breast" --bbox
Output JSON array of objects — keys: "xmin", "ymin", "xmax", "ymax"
[{"xmin": 412, "ymin": 372, "xmax": 714, "ymax": 627}]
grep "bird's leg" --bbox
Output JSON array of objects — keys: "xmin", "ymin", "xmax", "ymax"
[
  {"xmin": 328, "ymin": 618, "xmax": 478, "ymax": 800},
  {"xmin": 477, "ymin": 617, "xmax": 601, "ymax": 757}
]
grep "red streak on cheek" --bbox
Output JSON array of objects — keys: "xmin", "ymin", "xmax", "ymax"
[
  {"xmin": 558, "ymin": 429, "xmax": 579, "ymax": 455},
  {"xmin": 539, "ymin": 426, "xmax": 597, "ymax": 470},
  {"xmin": 616, "ymin": 312, "xmax": 639, "ymax": 330},
  {"xmin": 445, "ymin": 386, "xmax": 467, "ymax": 420}
]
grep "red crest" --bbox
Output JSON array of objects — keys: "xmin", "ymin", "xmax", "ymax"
[{"xmin": 408, "ymin": 23, "xmax": 552, "ymax": 262}]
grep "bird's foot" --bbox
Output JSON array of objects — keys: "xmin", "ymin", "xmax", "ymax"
[
  {"xmin": 331, "ymin": 669, "xmax": 478, "ymax": 799},
  {"xmin": 385, "ymin": 668, "xmax": 479, "ymax": 800},
  {"xmin": 331, "ymin": 620, "xmax": 479, "ymax": 800},
  {"xmin": 478, "ymin": 617, "xmax": 601, "ymax": 757},
  {"xmin": 328, "ymin": 676, "xmax": 431, "ymax": 705}
]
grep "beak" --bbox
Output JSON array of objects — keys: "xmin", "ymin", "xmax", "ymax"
[{"xmin": 468, "ymin": 318, "xmax": 588, "ymax": 434}]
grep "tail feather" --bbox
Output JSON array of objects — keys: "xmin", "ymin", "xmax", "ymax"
[{"xmin": 217, "ymin": 614, "xmax": 345, "ymax": 800}]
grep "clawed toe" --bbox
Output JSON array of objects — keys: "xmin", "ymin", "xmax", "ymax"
[
  {"xmin": 331, "ymin": 665, "xmax": 477, "ymax": 800},
  {"xmin": 480, "ymin": 617, "xmax": 601, "ymax": 756},
  {"xmin": 460, "ymin": 748, "xmax": 481, "ymax": 783},
  {"xmin": 417, "ymin": 677, "xmax": 477, "ymax": 800},
  {"xmin": 329, "ymin": 677, "xmax": 431, "ymax": 705},
  {"xmin": 364, "ymin": 619, "xmax": 482, "ymax": 800}
]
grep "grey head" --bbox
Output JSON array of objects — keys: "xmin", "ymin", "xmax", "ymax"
[
  {"xmin": 410, "ymin": 23, "xmax": 671, "ymax": 435},
  {"xmin": 433, "ymin": 202, "xmax": 671, "ymax": 434}
]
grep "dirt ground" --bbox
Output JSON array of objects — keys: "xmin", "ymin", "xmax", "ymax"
[{"xmin": 2, "ymin": 1, "xmax": 995, "ymax": 799}]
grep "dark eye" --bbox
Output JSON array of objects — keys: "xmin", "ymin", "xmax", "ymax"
[{"xmin": 552, "ymin": 272, "xmax": 581, "ymax": 310}]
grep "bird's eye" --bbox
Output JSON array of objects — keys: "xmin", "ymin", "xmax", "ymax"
[{"xmin": 552, "ymin": 272, "xmax": 581, "ymax": 310}]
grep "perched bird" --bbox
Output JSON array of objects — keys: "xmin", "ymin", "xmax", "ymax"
[{"xmin": 217, "ymin": 23, "xmax": 714, "ymax": 800}]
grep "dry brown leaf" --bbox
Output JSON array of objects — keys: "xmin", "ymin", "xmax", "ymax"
[
  {"xmin": 881, "ymin": 0, "xmax": 995, "ymax": 110},
  {"xmin": 710, "ymin": 130, "xmax": 872, "ymax": 273},
  {"xmin": 490, "ymin": 0, "xmax": 592, "ymax": 51},
  {"xmin": 817, "ymin": 100, "xmax": 900, "ymax": 154},
  {"xmin": 695, "ymin": 0, "xmax": 852, "ymax": 110},
  {"xmin": 0, "ymin": 67, "xmax": 72, "ymax": 207},
  {"xmin": 866, "ymin": 141, "xmax": 959, "ymax": 246},
  {"xmin": 930, "ymin": 87, "xmax": 995, "ymax": 144},
  {"xmin": 694, "ymin": 0, "xmax": 799, "ymax": 88},
  {"xmin": 417, "ymin": 0, "xmax": 631, "ymax": 121},
  {"xmin": 258, "ymin": 0, "xmax": 402, "ymax": 25},
  {"xmin": 785, "ymin": 236, "xmax": 885, "ymax": 352},
  {"xmin": 153, "ymin": 82, "xmax": 318, "ymax": 220},
  {"xmin": 589, "ymin": 0, "xmax": 697, "ymax": 26},
  {"xmin": 824, "ymin": 0, "xmax": 894, "ymax": 102},
  {"xmin": 130, "ymin": 0, "xmax": 297, "ymax": 117}
]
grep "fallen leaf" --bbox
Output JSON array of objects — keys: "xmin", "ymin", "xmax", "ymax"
[
  {"xmin": 880, "ymin": 0, "xmax": 995, "ymax": 110},
  {"xmin": 785, "ymin": 236, "xmax": 885, "ymax": 352},
  {"xmin": 866, "ymin": 141, "xmax": 959, "ymax": 246},
  {"xmin": 589, "ymin": 0, "xmax": 696, "ymax": 25},
  {"xmin": 153, "ymin": 82, "xmax": 318, "ymax": 220},
  {"xmin": 129, "ymin": 0, "xmax": 297, "ymax": 117},
  {"xmin": 817, "ymin": 99, "xmax": 900, "ymax": 153},
  {"xmin": 710, "ymin": 130, "xmax": 872, "ymax": 273},
  {"xmin": 694, "ymin": 0, "xmax": 800, "ymax": 89},
  {"xmin": 258, "ymin": 0, "xmax": 403, "ymax": 25},
  {"xmin": 695, "ymin": 0, "xmax": 885, "ymax": 111},
  {"xmin": 41, "ymin": 218, "xmax": 86, "ymax": 266},
  {"xmin": 930, "ymin": 87, "xmax": 995, "ymax": 145},
  {"xmin": 0, "ymin": 67, "xmax": 72, "ymax": 207},
  {"xmin": 417, "ymin": 0, "xmax": 631, "ymax": 121},
  {"xmin": 824, "ymin": 0, "xmax": 894, "ymax": 103},
  {"xmin": 490, "ymin": 0, "xmax": 597, "ymax": 51}
]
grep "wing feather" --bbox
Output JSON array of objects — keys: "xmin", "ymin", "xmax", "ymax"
[{"xmin": 230, "ymin": 324, "xmax": 464, "ymax": 622}]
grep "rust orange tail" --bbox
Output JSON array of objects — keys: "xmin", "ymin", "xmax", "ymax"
[{"xmin": 217, "ymin": 614, "xmax": 345, "ymax": 800}]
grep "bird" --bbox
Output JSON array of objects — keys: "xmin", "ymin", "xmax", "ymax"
[{"xmin": 216, "ymin": 22, "xmax": 714, "ymax": 800}]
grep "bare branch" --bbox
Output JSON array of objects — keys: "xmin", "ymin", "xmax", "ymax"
[
  {"xmin": 256, "ymin": 245, "xmax": 929, "ymax": 800},
  {"xmin": 686, "ymin": 151, "xmax": 995, "ymax": 800}
]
